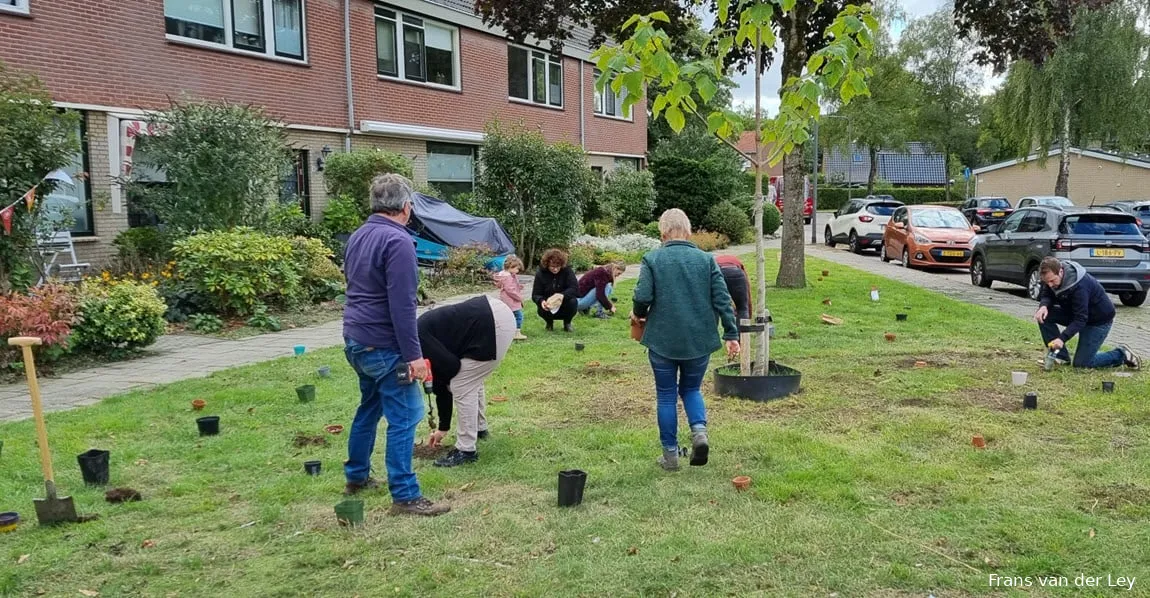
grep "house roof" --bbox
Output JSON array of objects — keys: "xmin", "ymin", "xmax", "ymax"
[
  {"xmin": 823, "ymin": 143, "xmax": 946, "ymax": 186},
  {"xmin": 973, "ymin": 148, "xmax": 1150, "ymax": 175},
  {"xmin": 423, "ymin": 0, "xmax": 598, "ymax": 54}
]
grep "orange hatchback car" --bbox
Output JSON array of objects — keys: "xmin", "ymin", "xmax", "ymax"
[{"xmin": 882, "ymin": 205, "xmax": 978, "ymax": 268}]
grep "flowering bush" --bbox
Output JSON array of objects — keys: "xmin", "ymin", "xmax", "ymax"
[
  {"xmin": 72, "ymin": 278, "xmax": 167, "ymax": 354},
  {"xmin": 0, "ymin": 283, "xmax": 79, "ymax": 366},
  {"xmin": 690, "ymin": 231, "xmax": 730, "ymax": 252},
  {"xmin": 572, "ymin": 233, "xmax": 661, "ymax": 254}
]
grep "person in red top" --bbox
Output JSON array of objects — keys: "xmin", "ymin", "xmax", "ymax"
[
  {"xmin": 577, "ymin": 262, "xmax": 626, "ymax": 318},
  {"xmin": 715, "ymin": 255, "xmax": 752, "ymax": 321}
]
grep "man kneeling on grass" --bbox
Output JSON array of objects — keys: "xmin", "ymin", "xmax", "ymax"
[
  {"xmin": 1034, "ymin": 257, "xmax": 1140, "ymax": 369},
  {"xmin": 419, "ymin": 295, "xmax": 516, "ymax": 467}
]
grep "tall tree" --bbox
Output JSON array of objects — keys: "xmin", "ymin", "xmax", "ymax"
[
  {"xmin": 954, "ymin": 0, "xmax": 1118, "ymax": 72},
  {"xmin": 899, "ymin": 4, "xmax": 983, "ymax": 201}
]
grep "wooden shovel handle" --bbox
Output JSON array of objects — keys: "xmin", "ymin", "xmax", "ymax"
[{"xmin": 10, "ymin": 337, "xmax": 54, "ymax": 483}]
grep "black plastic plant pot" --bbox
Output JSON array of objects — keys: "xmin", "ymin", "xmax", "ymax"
[
  {"xmin": 304, "ymin": 460, "xmax": 322, "ymax": 476},
  {"xmin": 1024, "ymin": 392, "xmax": 1038, "ymax": 410},
  {"xmin": 1102, "ymin": 381, "xmax": 1115, "ymax": 393},
  {"xmin": 896, "ymin": 313, "xmax": 908, "ymax": 322},
  {"xmin": 557, "ymin": 469, "xmax": 587, "ymax": 507},
  {"xmin": 714, "ymin": 362, "xmax": 802, "ymax": 402},
  {"xmin": 77, "ymin": 449, "xmax": 110, "ymax": 486},
  {"xmin": 296, "ymin": 385, "xmax": 316, "ymax": 403},
  {"xmin": 196, "ymin": 416, "xmax": 220, "ymax": 436},
  {"xmin": 574, "ymin": 343, "xmax": 585, "ymax": 352},
  {"xmin": 335, "ymin": 499, "xmax": 364, "ymax": 527},
  {"xmin": 317, "ymin": 366, "xmax": 331, "ymax": 378}
]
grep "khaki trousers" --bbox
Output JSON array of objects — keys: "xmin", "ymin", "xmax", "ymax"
[{"xmin": 450, "ymin": 296, "xmax": 516, "ymax": 452}]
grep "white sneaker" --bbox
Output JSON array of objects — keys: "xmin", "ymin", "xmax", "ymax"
[{"xmin": 1118, "ymin": 345, "xmax": 1140, "ymax": 370}]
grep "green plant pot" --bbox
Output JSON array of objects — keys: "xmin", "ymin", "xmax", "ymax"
[
  {"xmin": 296, "ymin": 385, "xmax": 316, "ymax": 403},
  {"xmin": 334, "ymin": 499, "xmax": 364, "ymax": 527}
]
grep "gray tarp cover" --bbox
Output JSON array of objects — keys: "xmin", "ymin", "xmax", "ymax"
[{"xmin": 409, "ymin": 192, "xmax": 516, "ymax": 255}]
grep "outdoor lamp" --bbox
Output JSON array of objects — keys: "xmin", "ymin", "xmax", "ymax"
[{"xmin": 317, "ymin": 146, "xmax": 333, "ymax": 172}]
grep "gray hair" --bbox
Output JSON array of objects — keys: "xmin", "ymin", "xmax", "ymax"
[
  {"xmin": 658, "ymin": 208, "xmax": 692, "ymax": 239},
  {"xmin": 369, "ymin": 173, "xmax": 414, "ymax": 215}
]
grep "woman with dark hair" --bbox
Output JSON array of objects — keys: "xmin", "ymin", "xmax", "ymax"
[{"xmin": 531, "ymin": 248, "xmax": 579, "ymax": 332}]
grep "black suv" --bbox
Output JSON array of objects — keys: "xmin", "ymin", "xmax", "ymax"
[
  {"xmin": 961, "ymin": 197, "xmax": 1014, "ymax": 230},
  {"xmin": 969, "ymin": 207, "xmax": 1150, "ymax": 307}
]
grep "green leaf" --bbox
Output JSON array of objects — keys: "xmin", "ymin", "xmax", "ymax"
[
  {"xmin": 806, "ymin": 54, "xmax": 825, "ymax": 74},
  {"xmin": 717, "ymin": 0, "xmax": 729, "ymax": 24},
  {"xmin": 665, "ymin": 105, "xmax": 685, "ymax": 133},
  {"xmin": 648, "ymin": 11, "xmax": 670, "ymax": 23},
  {"xmin": 621, "ymin": 14, "xmax": 641, "ymax": 32},
  {"xmin": 652, "ymin": 95, "xmax": 669, "ymax": 118},
  {"xmin": 696, "ymin": 76, "xmax": 718, "ymax": 104}
]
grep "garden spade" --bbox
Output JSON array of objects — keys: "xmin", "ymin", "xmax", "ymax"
[{"xmin": 8, "ymin": 336, "xmax": 79, "ymax": 525}]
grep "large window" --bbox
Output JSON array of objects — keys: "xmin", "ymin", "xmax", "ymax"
[
  {"xmin": 508, "ymin": 46, "xmax": 562, "ymax": 107},
  {"xmin": 42, "ymin": 117, "xmax": 94, "ymax": 236},
  {"xmin": 427, "ymin": 142, "xmax": 475, "ymax": 199},
  {"xmin": 593, "ymin": 69, "xmax": 629, "ymax": 120},
  {"xmin": 126, "ymin": 135, "xmax": 169, "ymax": 229},
  {"xmin": 375, "ymin": 7, "xmax": 458, "ymax": 88},
  {"xmin": 164, "ymin": 0, "xmax": 305, "ymax": 60},
  {"xmin": 0, "ymin": 0, "xmax": 29, "ymax": 15}
]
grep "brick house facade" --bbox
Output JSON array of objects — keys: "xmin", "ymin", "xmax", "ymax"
[{"xmin": 0, "ymin": 0, "xmax": 646, "ymax": 265}]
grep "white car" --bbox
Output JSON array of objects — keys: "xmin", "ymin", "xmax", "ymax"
[{"xmin": 824, "ymin": 198, "xmax": 905, "ymax": 254}]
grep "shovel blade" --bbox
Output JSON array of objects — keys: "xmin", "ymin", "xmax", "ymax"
[{"xmin": 34, "ymin": 495, "xmax": 79, "ymax": 525}]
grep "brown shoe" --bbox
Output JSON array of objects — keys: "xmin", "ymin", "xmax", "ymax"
[
  {"xmin": 343, "ymin": 477, "xmax": 383, "ymax": 496},
  {"xmin": 388, "ymin": 497, "xmax": 451, "ymax": 517}
]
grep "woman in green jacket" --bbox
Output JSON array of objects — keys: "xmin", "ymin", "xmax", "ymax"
[{"xmin": 632, "ymin": 209, "xmax": 740, "ymax": 471}]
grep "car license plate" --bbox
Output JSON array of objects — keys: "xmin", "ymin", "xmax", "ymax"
[
  {"xmin": 1091, "ymin": 248, "xmax": 1125, "ymax": 258},
  {"xmin": 991, "ymin": 211, "xmax": 1005, "ymax": 217},
  {"xmin": 941, "ymin": 250, "xmax": 965, "ymax": 257}
]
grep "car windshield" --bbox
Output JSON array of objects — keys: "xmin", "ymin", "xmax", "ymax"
[
  {"xmin": 1040, "ymin": 197, "xmax": 1074, "ymax": 207},
  {"xmin": 978, "ymin": 199, "xmax": 1010, "ymax": 209},
  {"xmin": 1060, "ymin": 215, "xmax": 1141, "ymax": 235},
  {"xmin": 1132, "ymin": 205, "xmax": 1150, "ymax": 214},
  {"xmin": 912, "ymin": 210, "xmax": 969, "ymax": 229},
  {"xmin": 866, "ymin": 203, "xmax": 901, "ymax": 216}
]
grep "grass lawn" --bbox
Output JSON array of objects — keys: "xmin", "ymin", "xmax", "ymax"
[{"xmin": 2, "ymin": 250, "xmax": 1148, "ymax": 597}]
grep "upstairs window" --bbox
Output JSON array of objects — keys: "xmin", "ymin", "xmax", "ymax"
[
  {"xmin": 375, "ymin": 7, "xmax": 458, "ymax": 88},
  {"xmin": 0, "ymin": 0, "xmax": 30, "ymax": 15},
  {"xmin": 593, "ymin": 69, "xmax": 629, "ymax": 120},
  {"xmin": 164, "ymin": 0, "xmax": 305, "ymax": 60},
  {"xmin": 508, "ymin": 46, "xmax": 562, "ymax": 107}
]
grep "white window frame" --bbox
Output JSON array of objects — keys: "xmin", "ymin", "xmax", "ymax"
[
  {"xmin": 592, "ymin": 69, "xmax": 632, "ymax": 122},
  {"xmin": 164, "ymin": 0, "xmax": 308, "ymax": 64},
  {"xmin": 375, "ymin": 6, "xmax": 461, "ymax": 92},
  {"xmin": 507, "ymin": 44, "xmax": 563, "ymax": 109},
  {"xmin": 0, "ymin": 0, "xmax": 30, "ymax": 15}
]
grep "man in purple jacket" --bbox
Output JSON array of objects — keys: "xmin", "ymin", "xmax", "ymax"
[{"xmin": 342, "ymin": 174, "xmax": 449, "ymax": 517}]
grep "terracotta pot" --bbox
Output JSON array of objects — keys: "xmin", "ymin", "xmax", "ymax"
[
  {"xmin": 884, "ymin": 333, "xmax": 896, "ymax": 342},
  {"xmin": 821, "ymin": 270, "xmax": 829, "ymax": 277},
  {"xmin": 732, "ymin": 475, "xmax": 752, "ymax": 491},
  {"xmin": 490, "ymin": 395, "xmax": 509, "ymax": 403},
  {"xmin": 191, "ymin": 399, "xmax": 206, "ymax": 411},
  {"xmin": 324, "ymin": 424, "xmax": 344, "ymax": 435},
  {"xmin": 914, "ymin": 361, "xmax": 927, "ymax": 368},
  {"xmin": 972, "ymin": 434, "xmax": 986, "ymax": 449}
]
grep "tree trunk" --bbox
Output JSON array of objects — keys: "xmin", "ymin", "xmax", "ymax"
[
  {"xmin": 866, "ymin": 145, "xmax": 878, "ymax": 195},
  {"xmin": 775, "ymin": 11, "xmax": 809, "ymax": 290},
  {"xmin": 1055, "ymin": 105, "xmax": 1071, "ymax": 197}
]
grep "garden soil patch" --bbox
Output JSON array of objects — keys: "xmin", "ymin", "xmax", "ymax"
[{"xmin": 293, "ymin": 433, "xmax": 328, "ymax": 448}]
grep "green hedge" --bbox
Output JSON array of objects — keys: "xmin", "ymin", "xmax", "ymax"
[{"xmin": 814, "ymin": 187, "xmax": 965, "ymax": 212}]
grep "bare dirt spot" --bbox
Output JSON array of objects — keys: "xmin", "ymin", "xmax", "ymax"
[
  {"xmin": 945, "ymin": 388, "xmax": 1024, "ymax": 412},
  {"xmin": 1084, "ymin": 483, "xmax": 1150, "ymax": 514},
  {"xmin": 413, "ymin": 443, "xmax": 447, "ymax": 460},
  {"xmin": 581, "ymin": 362, "xmax": 627, "ymax": 378},
  {"xmin": 293, "ymin": 433, "xmax": 328, "ymax": 448},
  {"xmin": 889, "ymin": 488, "xmax": 944, "ymax": 507},
  {"xmin": 896, "ymin": 397, "xmax": 933, "ymax": 408}
]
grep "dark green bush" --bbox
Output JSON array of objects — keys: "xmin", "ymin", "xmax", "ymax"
[
  {"xmin": 764, "ymin": 203, "xmax": 782, "ymax": 235},
  {"xmin": 814, "ymin": 187, "xmax": 965, "ymax": 212},
  {"xmin": 643, "ymin": 221, "xmax": 661, "ymax": 239},
  {"xmin": 703, "ymin": 201, "xmax": 751, "ymax": 244},
  {"xmin": 323, "ymin": 149, "xmax": 413, "ymax": 209},
  {"xmin": 113, "ymin": 227, "xmax": 172, "ymax": 272},
  {"xmin": 567, "ymin": 244, "xmax": 596, "ymax": 272},
  {"xmin": 604, "ymin": 167, "xmax": 656, "ymax": 227},
  {"xmin": 265, "ymin": 202, "xmax": 321, "ymax": 238},
  {"xmin": 584, "ymin": 220, "xmax": 614, "ymax": 238},
  {"xmin": 321, "ymin": 194, "xmax": 365, "ymax": 236}
]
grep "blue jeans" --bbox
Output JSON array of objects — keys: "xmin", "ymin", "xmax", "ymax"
[
  {"xmin": 513, "ymin": 309, "xmax": 523, "ymax": 330},
  {"xmin": 343, "ymin": 338, "xmax": 423, "ymax": 502},
  {"xmin": 649, "ymin": 350, "xmax": 709, "ymax": 450},
  {"xmin": 577, "ymin": 283, "xmax": 613, "ymax": 312},
  {"xmin": 1038, "ymin": 309, "xmax": 1124, "ymax": 368}
]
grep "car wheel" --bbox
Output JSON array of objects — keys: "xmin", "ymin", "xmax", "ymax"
[
  {"xmin": 880, "ymin": 243, "xmax": 891, "ymax": 262},
  {"xmin": 971, "ymin": 255, "xmax": 992, "ymax": 287},
  {"xmin": 902, "ymin": 247, "xmax": 914, "ymax": 269},
  {"xmin": 1119, "ymin": 290, "xmax": 1148, "ymax": 307},
  {"xmin": 824, "ymin": 226, "xmax": 835, "ymax": 247},
  {"xmin": 1026, "ymin": 265, "xmax": 1043, "ymax": 301},
  {"xmin": 849, "ymin": 231, "xmax": 861, "ymax": 254}
]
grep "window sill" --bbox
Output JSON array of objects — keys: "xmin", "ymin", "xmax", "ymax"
[
  {"xmin": 508, "ymin": 97, "xmax": 564, "ymax": 112},
  {"xmin": 72, "ymin": 235, "xmax": 100, "ymax": 243},
  {"xmin": 593, "ymin": 113, "xmax": 634, "ymax": 124},
  {"xmin": 165, "ymin": 35, "xmax": 309, "ymax": 67},
  {"xmin": 376, "ymin": 74, "xmax": 462, "ymax": 94},
  {"xmin": 0, "ymin": 4, "xmax": 30, "ymax": 16}
]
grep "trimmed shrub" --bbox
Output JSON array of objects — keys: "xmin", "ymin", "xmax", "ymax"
[
  {"xmin": 764, "ymin": 203, "xmax": 782, "ymax": 235},
  {"xmin": 323, "ymin": 149, "xmax": 413, "ymax": 210},
  {"xmin": 814, "ymin": 187, "xmax": 965, "ymax": 212},
  {"xmin": 72, "ymin": 278, "xmax": 167, "ymax": 354},
  {"xmin": 321, "ymin": 194, "xmax": 365, "ymax": 236},
  {"xmin": 643, "ymin": 221, "xmax": 661, "ymax": 239},
  {"xmin": 604, "ymin": 167, "xmax": 657, "ymax": 227},
  {"xmin": 691, "ymin": 231, "xmax": 729, "ymax": 251},
  {"xmin": 113, "ymin": 227, "xmax": 172, "ymax": 272},
  {"xmin": 173, "ymin": 228, "xmax": 301, "ymax": 316},
  {"xmin": 0, "ymin": 283, "xmax": 79, "ymax": 366},
  {"xmin": 703, "ymin": 201, "xmax": 751, "ymax": 244},
  {"xmin": 289, "ymin": 236, "xmax": 344, "ymax": 303},
  {"xmin": 265, "ymin": 202, "xmax": 321, "ymax": 238}
]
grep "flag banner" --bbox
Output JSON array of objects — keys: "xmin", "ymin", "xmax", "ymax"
[{"xmin": 1, "ymin": 206, "xmax": 13, "ymax": 235}]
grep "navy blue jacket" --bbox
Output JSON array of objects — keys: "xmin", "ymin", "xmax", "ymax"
[
  {"xmin": 1038, "ymin": 260, "xmax": 1115, "ymax": 342},
  {"xmin": 342, "ymin": 215, "xmax": 422, "ymax": 362}
]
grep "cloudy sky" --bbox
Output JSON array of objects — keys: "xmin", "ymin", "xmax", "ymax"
[{"xmin": 723, "ymin": 0, "xmax": 970, "ymax": 114}]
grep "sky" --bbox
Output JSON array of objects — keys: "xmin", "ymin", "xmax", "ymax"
[{"xmin": 720, "ymin": 0, "xmax": 982, "ymax": 115}]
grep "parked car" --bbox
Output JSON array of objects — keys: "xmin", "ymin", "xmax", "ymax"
[
  {"xmin": 961, "ymin": 196, "xmax": 1014, "ymax": 229},
  {"xmin": 882, "ymin": 205, "xmax": 977, "ymax": 268},
  {"xmin": 1017, "ymin": 195, "xmax": 1074, "ymax": 209},
  {"xmin": 969, "ymin": 207, "xmax": 1150, "ymax": 306},
  {"xmin": 824, "ymin": 198, "xmax": 904, "ymax": 254},
  {"xmin": 866, "ymin": 194, "xmax": 896, "ymax": 202},
  {"xmin": 770, "ymin": 176, "xmax": 814, "ymax": 224},
  {"xmin": 1102, "ymin": 201, "xmax": 1150, "ymax": 237}
]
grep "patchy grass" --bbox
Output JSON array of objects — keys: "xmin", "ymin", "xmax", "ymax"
[{"xmin": 1, "ymin": 250, "xmax": 1149, "ymax": 596}]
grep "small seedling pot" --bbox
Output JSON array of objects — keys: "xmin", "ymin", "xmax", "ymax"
[
  {"xmin": 884, "ymin": 333, "xmax": 896, "ymax": 342},
  {"xmin": 821, "ymin": 270, "xmax": 829, "ymax": 277},
  {"xmin": 296, "ymin": 385, "xmax": 316, "ymax": 403},
  {"xmin": 293, "ymin": 344, "xmax": 306, "ymax": 357},
  {"xmin": 317, "ymin": 366, "xmax": 331, "ymax": 378},
  {"xmin": 732, "ymin": 475, "xmax": 752, "ymax": 492},
  {"xmin": 971, "ymin": 434, "xmax": 986, "ymax": 449},
  {"xmin": 574, "ymin": 343, "xmax": 585, "ymax": 352},
  {"xmin": 557, "ymin": 469, "xmax": 587, "ymax": 507},
  {"xmin": 196, "ymin": 416, "xmax": 220, "ymax": 437},
  {"xmin": 324, "ymin": 424, "xmax": 344, "ymax": 435},
  {"xmin": 191, "ymin": 399, "xmax": 206, "ymax": 411},
  {"xmin": 1011, "ymin": 371, "xmax": 1028, "ymax": 386},
  {"xmin": 334, "ymin": 499, "xmax": 364, "ymax": 527},
  {"xmin": 1102, "ymin": 381, "xmax": 1115, "ymax": 393},
  {"xmin": 1023, "ymin": 392, "xmax": 1038, "ymax": 410},
  {"xmin": 0, "ymin": 512, "xmax": 19, "ymax": 533},
  {"xmin": 896, "ymin": 313, "xmax": 908, "ymax": 322},
  {"xmin": 304, "ymin": 460, "xmax": 322, "ymax": 476},
  {"xmin": 77, "ymin": 449, "xmax": 110, "ymax": 486}
]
